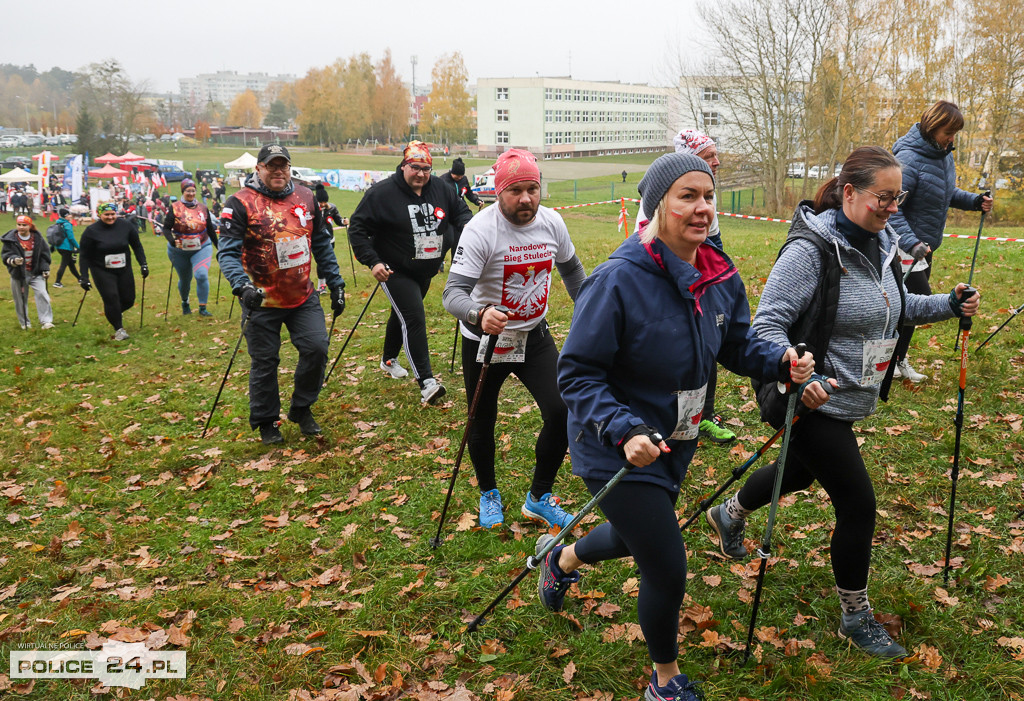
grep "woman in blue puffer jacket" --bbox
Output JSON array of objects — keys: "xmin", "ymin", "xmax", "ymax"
[{"xmin": 889, "ymin": 100, "xmax": 992, "ymax": 382}]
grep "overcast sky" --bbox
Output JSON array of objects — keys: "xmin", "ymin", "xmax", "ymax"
[{"xmin": 5, "ymin": 0, "xmax": 702, "ymax": 94}]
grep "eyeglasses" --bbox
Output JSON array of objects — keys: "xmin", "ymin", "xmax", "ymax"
[
  {"xmin": 260, "ymin": 161, "xmax": 290, "ymax": 172},
  {"xmin": 407, "ymin": 164, "xmax": 431, "ymax": 173},
  {"xmin": 857, "ymin": 187, "xmax": 908, "ymax": 208}
]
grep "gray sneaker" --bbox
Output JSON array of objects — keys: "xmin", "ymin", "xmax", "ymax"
[
  {"xmin": 895, "ymin": 358, "xmax": 927, "ymax": 383},
  {"xmin": 113, "ymin": 328, "xmax": 130, "ymax": 341},
  {"xmin": 705, "ymin": 504, "xmax": 747, "ymax": 559},
  {"xmin": 838, "ymin": 611, "xmax": 908, "ymax": 658}
]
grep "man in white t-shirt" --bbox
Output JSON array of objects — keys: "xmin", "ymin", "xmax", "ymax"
[{"xmin": 443, "ymin": 148, "xmax": 588, "ymax": 530}]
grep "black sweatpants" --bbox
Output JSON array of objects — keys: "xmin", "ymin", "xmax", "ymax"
[
  {"xmin": 574, "ymin": 479, "xmax": 686, "ymax": 664},
  {"xmin": 461, "ymin": 324, "xmax": 568, "ymax": 499},
  {"xmin": 55, "ymin": 250, "xmax": 80, "ymax": 284},
  {"xmin": 894, "ymin": 251, "xmax": 934, "ymax": 362},
  {"xmin": 381, "ymin": 271, "xmax": 434, "ymax": 385},
  {"xmin": 91, "ymin": 267, "xmax": 135, "ymax": 330},
  {"xmin": 736, "ymin": 411, "xmax": 875, "ymax": 591},
  {"xmin": 243, "ymin": 293, "xmax": 329, "ymax": 428}
]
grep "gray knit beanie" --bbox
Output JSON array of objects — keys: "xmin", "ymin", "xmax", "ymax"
[{"xmin": 638, "ymin": 153, "xmax": 715, "ymax": 220}]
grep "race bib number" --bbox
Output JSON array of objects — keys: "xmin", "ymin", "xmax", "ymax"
[
  {"xmin": 180, "ymin": 235, "xmax": 202, "ymax": 252},
  {"xmin": 414, "ymin": 233, "xmax": 443, "ymax": 260},
  {"xmin": 897, "ymin": 247, "xmax": 929, "ymax": 274},
  {"xmin": 477, "ymin": 329, "xmax": 527, "ymax": 364},
  {"xmin": 669, "ymin": 384, "xmax": 708, "ymax": 441},
  {"xmin": 860, "ymin": 338, "xmax": 898, "ymax": 386},
  {"xmin": 104, "ymin": 253, "xmax": 126, "ymax": 269},
  {"xmin": 275, "ymin": 236, "xmax": 310, "ymax": 270}
]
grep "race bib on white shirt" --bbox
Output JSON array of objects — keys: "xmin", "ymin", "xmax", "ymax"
[
  {"xmin": 414, "ymin": 233, "xmax": 443, "ymax": 260},
  {"xmin": 180, "ymin": 235, "xmax": 202, "ymax": 252},
  {"xmin": 477, "ymin": 329, "xmax": 527, "ymax": 364},
  {"xmin": 275, "ymin": 236, "xmax": 310, "ymax": 270},
  {"xmin": 897, "ymin": 247, "xmax": 929, "ymax": 274},
  {"xmin": 104, "ymin": 253, "xmax": 126, "ymax": 269},
  {"xmin": 670, "ymin": 384, "xmax": 708, "ymax": 441},
  {"xmin": 860, "ymin": 338, "xmax": 898, "ymax": 386}
]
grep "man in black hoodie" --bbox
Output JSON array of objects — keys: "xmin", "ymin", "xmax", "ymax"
[{"xmin": 348, "ymin": 141, "xmax": 473, "ymax": 405}]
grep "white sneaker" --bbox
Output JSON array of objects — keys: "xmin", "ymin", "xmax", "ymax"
[
  {"xmin": 114, "ymin": 328, "xmax": 130, "ymax": 341},
  {"xmin": 420, "ymin": 378, "xmax": 446, "ymax": 405},
  {"xmin": 895, "ymin": 358, "xmax": 927, "ymax": 383},
  {"xmin": 41, "ymin": 322, "xmax": 55, "ymax": 330},
  {"xmin": 380, "ymin": 358, "xmax": 409, "ymax": 379}
]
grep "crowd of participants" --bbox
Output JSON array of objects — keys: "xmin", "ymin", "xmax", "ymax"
[{"xmin": 2, "ymin": 100, "xmax": 995, "ymax": 700}]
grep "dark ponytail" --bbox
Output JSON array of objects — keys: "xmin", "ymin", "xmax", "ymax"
[{"xmin": 812, "ymin": 146, "xmax": 901, "ymax": 214}]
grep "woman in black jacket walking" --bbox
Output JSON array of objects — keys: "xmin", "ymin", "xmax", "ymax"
[{"xmin": 79, "ymin": 202, "xmax": 149, "ymax": 340}]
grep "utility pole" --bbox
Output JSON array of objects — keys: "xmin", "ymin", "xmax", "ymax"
[{"xmin": 411, "ymin": 55, "xmax": 419, "ymax": 140}]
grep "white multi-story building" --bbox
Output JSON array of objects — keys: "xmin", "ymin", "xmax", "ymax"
[
  {"xmin": 476, "ymin": 77, "xmax": 672, "ymax": 159},
  {"xmin": 672, "ymin": 76, "xmax": 745, "ymax": 153},
  {"xmin": 179, "ymin": 71, "xmax": 296, "ymax": 108}
]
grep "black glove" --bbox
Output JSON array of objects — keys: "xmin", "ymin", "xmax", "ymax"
[
  {"xmin": 617, "ymin": 424, "xmax": 663, "ymax": 459},
  {"xmin": 80, "ymin": 278, "xmax": 91, "ymax": 291},
  {"xmin": 235, "ymin": 283, "xmax": 264, "ymax": 311},
  {"xmin": 910, "ymin": 242, "xmax": 928, "ymax": 262},
  {"xmin": 329, "ymin": 285, "xmax": 346, "ymax": 315},
  {"xmin": 949, "ymin": 286, "xmax": 975, "ymax": 317},
  {"xmin": 140, "ymin": 264, "xmax": 149, "ymax": 278}
]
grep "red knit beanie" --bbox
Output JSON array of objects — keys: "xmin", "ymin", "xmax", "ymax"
[{"xmin": 494, "ymin": 148, "xmax": 540, "ymax": 194}]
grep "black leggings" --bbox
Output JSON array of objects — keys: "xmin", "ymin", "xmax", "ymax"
[
  {"xmin": 381, "ymin": 271, "xmax": 434, "ymax": 384},
  {"xmin": 461, "ymin": 326, "xmax": 568, "ymax": 499},
  {"xmin": 736, "ymin": 412, "xmax": 875, "ymax": 590},
  {"xmin": 55, "ymin": 250, "xmax": 80, "ymax": 284},
  {"xmin": 894, "ymin": 251, "xmax": 934, "ymax": 362},
  {"xmin": 91, "ymin": 267, "xmax": 136, "ymax": 330},
  {"xmin": 574, "ymin": 479, "xmax": 685, "ymax": 664}
]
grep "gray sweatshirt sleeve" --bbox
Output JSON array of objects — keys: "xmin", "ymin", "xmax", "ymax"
[
  {"xmin": 555, "ymin": 254, "xmax": 586, "ymax": 301},
  {"xmin": 750, "ymin": 238, "xmax": 822, "ymax": 347},
  {"xmin": 904, "ymin": 290, "xmax": 959, "ymax": 326},
  {"xmin": 442, "ymin": 271, "xmax": 480, "ymax": 322}
]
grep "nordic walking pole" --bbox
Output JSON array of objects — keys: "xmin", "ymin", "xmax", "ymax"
[
  {"xmin": 449, "ymin": 319, "xmax": 460, "ymax": 373},
  {"xmin": 228, "ymin": 294, "xmax": 235, "ymax": 320},
  {"xmin": 465, "ymin": 435, "xmax": 662, "ymax": 632},
  {"xmin": 323, "ymin": 282, "xmax": 381, "ymax": 386},
  {"xmin": 139, "ymin": 274, "xmax": 146, "ymax": 329},
  {"xmin": 215, "ymin": 262, "xmax": 222, "ymax": 305},
  {"xmin": 163, "ymin": 267, "xmax": 174, "ymax": 321},
  {"xmin": 955, "ymin": 192, "xmax": 989, "ymax": 351},
  {"xmin": 72, "ymin": 287, "xmax": 89, "ymax": 326},
  {"xmin": 744, "ymin": 344, "xmax": 806, "ymax": 664},
  {"xmin": 976, "ymin": 301, "xmax": 1024, "ymax": 352},
  {"xmin": 431, "ymin": 311, "xmax": 509, "ymax": 549},
  {"xmin": 201, "ymin": 302, "xmax": 258, "ymax": 439},
  {"xmin": 944, "ymin": 287, "xmax": 977, "ymax": 585},
  {"xmin": 678, "ymin": 378, "xmax": 835, "ymax": 534}
]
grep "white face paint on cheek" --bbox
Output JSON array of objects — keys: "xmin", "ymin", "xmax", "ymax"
[{"xmin": 669, "ymin": 209, "xmax": 686, "ymax": 218}]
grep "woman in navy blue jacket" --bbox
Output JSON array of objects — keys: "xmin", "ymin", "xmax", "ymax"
[
  {"xmin": 889, "ymin": 100, "xmax": 992, "ymax": 382},
  {"xmin": 539, "ymin": 153, "xmax": 816, "ymax": 701}
]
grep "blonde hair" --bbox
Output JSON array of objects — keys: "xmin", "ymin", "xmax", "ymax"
[{"xmin": 640, "ymin": 199, "xmax": 667, "ymax": 245}]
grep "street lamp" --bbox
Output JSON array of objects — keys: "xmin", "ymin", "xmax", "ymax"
[{"xmin": 15, "ymin": 95, "xmax": 30, "ymax": 131}]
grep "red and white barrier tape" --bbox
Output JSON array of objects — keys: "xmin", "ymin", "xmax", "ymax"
[{"xmin": 554, "ymin": 200, "xmax": 1024, "ymax": 242}]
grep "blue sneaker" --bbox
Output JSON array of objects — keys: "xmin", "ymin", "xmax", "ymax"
[
  {"xmin": 536, "ymin": 533, "xmax": 580, "ymax": 612},
  {"xmin": 645, "ymin": 672, "xmax": 704, "ymax": 701},
  {"xmin": 479, "ymin": 489, "xmax": 504, "ymax": 529},
  {"xmin": 522, "ymin": 492, "xmax": 574, "ymax": 529}
]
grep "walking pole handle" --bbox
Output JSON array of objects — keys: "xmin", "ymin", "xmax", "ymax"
[
  {"xmin": 478, "ymin": 305, "xmax": 510, "ymax": 366},
  {"xmin": 958, "ymin": 286, "xmax": 976, "ymax": 332}
]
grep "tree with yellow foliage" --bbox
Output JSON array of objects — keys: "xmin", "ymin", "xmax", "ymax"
[
  {"xmin": 421, "ymin": 52, "xmax": 473, "ymax": 144},
  {"xmin": 228, "ymin": 90, "xmax": 263, "ymax": 128}
]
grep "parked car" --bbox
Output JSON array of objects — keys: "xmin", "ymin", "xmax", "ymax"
[
  {"xmin": 140, "ymin": 134, "xmax": 157, "ymax": 142},
  {"xmin": 60, "ymin": 134, "xmax": 78, "ymax": 145},
  {"xmin": 196, "ymin": 169, "xmax": 224, "ymax": 184},
  {"xmin": 44, "ymin": 136, "xmax": 61, "ymax": 146},
  {"xmin": 157, "ymin": 163, "xmax": 190, "ymax": 182},
  {"xmin": 807, "ymin": 164, "xmax": 832, "ymax": 179},
  {"xmin": 2, "ymin": 156, "xmax": 33, "ymax": 170},
  {"xmin": 19, "ymin": 135, "xmax": 43, "ymax": 147},
  {"xmin": 290, "ymin": 166, "xmax": 323, "ymax": 187},
  {"xmin": 0, "ymin": 135, "xmax": 21, "ymax": 148},
  {"xmin": 786, "ymin": 162, "xmax": 806, "ymax": 179}
]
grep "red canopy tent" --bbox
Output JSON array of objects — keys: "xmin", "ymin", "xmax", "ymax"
[
  {"xmin": 89, "ymin": 164, "xmax": 133, "ymax": 178},
  {"xmin": 119, "ymin": 151, "xmax": 145, "ymax": 162},
  {"xmin": 93, "ymin": 152, "xmax": 124, "ymax": 164}
]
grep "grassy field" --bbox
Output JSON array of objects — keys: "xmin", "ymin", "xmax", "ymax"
[{"xmin": 0, "ymin": 181, "xmax": 1022, "ymax": 701}]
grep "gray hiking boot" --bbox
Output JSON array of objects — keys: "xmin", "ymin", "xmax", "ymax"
[
  {"xmin": 705, "ymin": 504, "xmax": 747, "ymax": 559},
  {"xmin": 838, "ymin": 611, "xmax": 908, "ymax": 658}
]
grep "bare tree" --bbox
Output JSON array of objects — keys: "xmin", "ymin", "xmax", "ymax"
[{"xmin": 75, "ymin": 59, "xmax": 150, "ymax": 152}]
